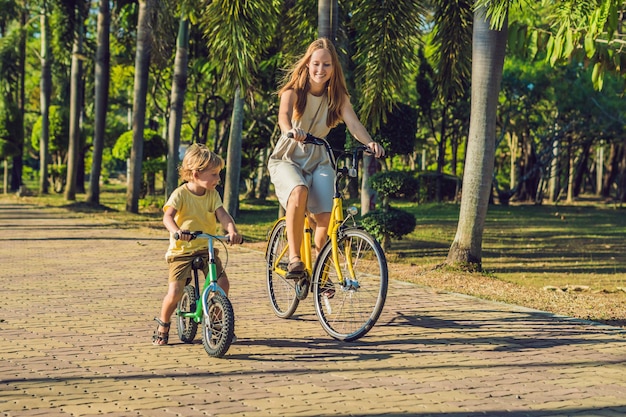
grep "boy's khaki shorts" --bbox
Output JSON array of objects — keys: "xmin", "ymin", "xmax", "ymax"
[{"xmin": 166, "ymin": 250, "xmax": 223, "ymax": 283}]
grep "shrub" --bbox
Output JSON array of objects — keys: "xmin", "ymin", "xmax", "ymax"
[
  {"xmin": 362, "ymin": 171, "xmax": 417, "ymax": 250},
  {"xmin": 416, "ymin": 171, "xmax": 461, "ymax": 203},
  {"xmin": 368, "ymin": 171, "xmax": 419, "ymax": 201},
  {"xmin": 362, "ymin": 207, "xmax": 416, "ymax": 243}
]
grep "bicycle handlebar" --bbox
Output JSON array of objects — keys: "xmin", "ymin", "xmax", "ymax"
[
  {"xmin": 173, "ymin": 231, "xmax": 244, "ymax": 244},
  {"xmin": 286, "ymin": 132, "xmax": 375, "ymax": 156}
]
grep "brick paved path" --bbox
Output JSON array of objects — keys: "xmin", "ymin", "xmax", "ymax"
[{"xmin": 1, "ymin": 201, "xmax": 625, "ymax": 417}]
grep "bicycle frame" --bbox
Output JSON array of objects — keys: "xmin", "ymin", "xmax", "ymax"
[
  {"xmin": 268, "ymin": 138, "xmax": 364, "ymax": 286},
  {"xmin": 266, "ymin": 134, "xmax": 388, "ymax": 341},
  {"xmin": 177, "ymin": 234, "xmax": 228, "ymax": 323}
]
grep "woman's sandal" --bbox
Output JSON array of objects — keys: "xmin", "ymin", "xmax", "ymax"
[
  {"xmin": 286, "ymin": 257, "xmax": 305, "ymax": 279},
  {"xmin": 152, "ymin": 317, "xmax": 170, "ymax": 346}
]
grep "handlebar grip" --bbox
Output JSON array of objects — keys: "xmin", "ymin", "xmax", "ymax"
[
  {"xmin": 173, "ymin": 231, "xmax": 197, "ymax": 240},
  {"xmin": 173, "ymin": 231, "xmax": 244, "ymax": 245}
]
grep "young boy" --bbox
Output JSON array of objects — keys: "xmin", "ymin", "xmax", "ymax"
[{"xmin": 153, "ymin": 143, "xmax": 242, "ymax": 346}]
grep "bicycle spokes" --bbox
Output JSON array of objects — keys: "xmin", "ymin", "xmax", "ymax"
[{"xmin": 313, "ymin": 228, "xmax": 388, "ymax": 342}]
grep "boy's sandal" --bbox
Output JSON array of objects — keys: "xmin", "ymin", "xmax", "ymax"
[{"xmin": 152, "ymin": 317, "xmax": 170, "ymax": 346}]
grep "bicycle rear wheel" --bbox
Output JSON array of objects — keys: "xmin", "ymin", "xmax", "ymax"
[
  {"xmin": 177, "ymin": 285, "xmax": 198, "ymax": 343},
  {"xmin": 266, "ymin": 219, "xmax": 299, "ymax": 318},
  {"xmin": 202, "ymin": 292, "xmax": 235, "ymax": 358},
  {"xmin": 313, "ymin": 228, "xmax": 388, "ymax": 341}
]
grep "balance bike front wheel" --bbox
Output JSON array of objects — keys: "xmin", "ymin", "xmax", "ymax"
[{"xmin": 202, "ymin": 292, "xmax": 235, "ymax": 358}]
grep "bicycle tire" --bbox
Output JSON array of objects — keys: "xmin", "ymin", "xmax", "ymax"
[
  {"xmin": 313, "ymin": 228, "xmax": 388, "ymax": 341},
  {"xmin": 177, "ymin": 285, "xmax": 198, "ymax": 343},
  {"xmin": 202, "ymin": 292, "xmax": 235, "ymax": 358},
  {"xmin": 266, "ymin": 219, "xmax": 299, "ymax": 318}
]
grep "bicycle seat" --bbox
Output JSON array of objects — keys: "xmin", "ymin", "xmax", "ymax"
[{"xmin": 192, "ymin": 256, "xmax": 205, "ymax": 271}]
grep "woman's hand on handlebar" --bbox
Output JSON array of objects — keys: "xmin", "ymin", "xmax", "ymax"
[
  {"xmin": 366, "ymin": 141, "xmax": 385, "ymax": 158},
  {"xmin": 285, "ymin": 128, "xmax": 306, "ymax": 142}
]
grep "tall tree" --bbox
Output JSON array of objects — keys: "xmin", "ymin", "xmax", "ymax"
[
  {"xmin": 318, "ymin": 0, "xmax": 338, "ymax": 41},
  {"xmin": 200, "ymin": 0, "xmax": 281, "ymax": 217},
  {"xmin": 39, "ymin": 0, "xmax": 51, "ymax": 194},
  {"xmin": 87, "ymin": 0, "xmax": 111, "ymax": 205},
  {"xmin": 223, "ymin": 86, "xmax": 243, "ymax": 217},
  {"xmin": 350, "ymin": 0, "xmax": 424, "ymax": 133},
  {"xmin": 165, "ymin": 14, "xmax": 189, "ymax": 198},
  {"xmin": 431, "ymin": 0, "xmax": 473, "ymax": 201},
  {"xmin": 127, "ymin": 0, "xmax": 155, "ymax": 213},
  {"xmin": 9, "ymin": 3, "xmax": 27, "ymax": 192},
  {"xmin": 446, "ymin": 4, "xmax": 508, "ymax": 270},
  {"xmin": 64, "ymin": 0, "xmax": 87, "ymax": 201},
  {"xmin": 350, "ymin": 0, "xmax": 424, "ymax": 212}
]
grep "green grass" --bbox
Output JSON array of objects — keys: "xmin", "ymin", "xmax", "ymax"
[
  {"xmin": 5, "ymin": 181, "xmax": 626, "ymax": 294},
  {"xmin": 391, "ymin": 201, "xmax": 626, "ymax": 293}
]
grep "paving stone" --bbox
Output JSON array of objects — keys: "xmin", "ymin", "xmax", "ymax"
[{"xmin": 1, "ymin": 201, "xmax": 625, "ymax": 416}]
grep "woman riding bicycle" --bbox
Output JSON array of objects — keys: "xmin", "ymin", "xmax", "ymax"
[{"xmin": 268, "ymin": 37, "xmax": 385, "ymax": 279}]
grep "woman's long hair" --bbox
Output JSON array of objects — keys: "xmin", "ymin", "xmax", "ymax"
[{"xmin": 278, "ymin": 38, "xmax": 348, "ymax": 128}]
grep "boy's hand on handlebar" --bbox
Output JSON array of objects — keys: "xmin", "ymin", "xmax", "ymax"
[
  {"xmin": 175, "ymin": 230, "xmax": 193, "ymax": 241},
  {"xmin": 227, "ymin": 232, "xmax": 244, "ymax": 246},
  {"xmin": 367, "ymin": 141, "xmax": 385, "ymax": 158}
]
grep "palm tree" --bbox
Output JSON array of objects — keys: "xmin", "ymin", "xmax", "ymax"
[
  {"xmin": 318, "ymin": 0, "xmax": 338, "ymax": 40},
  {"xmin": 223, "ymin": 86, "xmax": 243, "ymax": 217},
  {"xmin": 350, "ymin": 1, "xmax": 425, "ymax": 133},
  {"xmin": 64, "ymin": 0, "xmax": 88, "ymax": 201},
  {"xmin": 444, "ymin": 0, "xmax": 624, "ymax": 270},
  {"xmin": 126, "ymin": 0, "xmax": 155, "ymax": 213},
  {"xmin": 39, "ymin": 0, "xmax": 51, "ymax": 195},
  {"xmin": 164, "ymin": 14, "xmax": 189, "ymax": 198},
  {"xmin": 9, "ymin": 2, "xmax": 27, "ymax": 192},
  {"xmin": 431, "ymin": 0, "xmax": 473, "ymax": 201},
  {"xmin": 87, "ymin": 0, "xmax": 111, "ymax": 205},
  {"xmin": 349, "ymin": 1, "xmax": 425, "ymax": 213},
  {"xmin": 199, "ymin": 0, "xmax": 281, "ymax": 217},
  {"xmin": 446, "ymin": 4, "xmax": 508, "ymax": 270}
]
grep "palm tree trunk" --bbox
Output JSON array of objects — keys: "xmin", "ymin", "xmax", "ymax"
[
  {"xmin": 360, "ymin": 155, "xmax": 378, "ymax": 215},
  {"xmin": 87, "ymin": 0, "xmax": 111, "ymax": 205},
  {"xmin": 223, "ymin": 86, "xmax": 243, "ymax": 218},
  {"xmin": 39, "ymin": 2, "xmax": 51, "ymax": 195},
  {"xmin": 318, "ymin": 0, "xmax": 338, "ymax": 40},
  {"xmin": 64, "ymin": 7, "xmax": 85, "ymax": 201},
  {"xmin": 549, "ymin": 138, "xmax": 559, "ymax": 202},
  {"xmin": 11, "ymin": 8, "xmax": 27, "ymax": 192},
  {"xmin": 165, "ymin": 17, "xmax": 190, "ymax": 198},
  {"xmin": 126, "ymin": 0, "xmax": 154, "ymax": 213},
  {"xmin": 446, "ymin": 5, "xmax": 508, "ymax": 271}
]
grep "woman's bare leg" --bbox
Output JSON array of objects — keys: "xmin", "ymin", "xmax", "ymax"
[
  {"xmin": 286, "ymin": 185, "xmax": 308, "ymax": 262},
  {"xmin": 310, "ymin": 212, "xmax": 330, "ymax": 256}
]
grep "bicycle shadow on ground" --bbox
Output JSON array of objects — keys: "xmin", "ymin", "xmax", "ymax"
[{"xmin": 376, "ymin": 308, "xmax": 626, "ymax": 351}]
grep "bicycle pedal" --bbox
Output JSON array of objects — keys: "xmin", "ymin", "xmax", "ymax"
[{"xmin": 295, "ymin": 277, "xmax": 310, "ymax": 300}]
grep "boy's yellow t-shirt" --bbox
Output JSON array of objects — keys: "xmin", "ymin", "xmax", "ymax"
[{"xmin": 164, "ymin": 184, "xmax": 223, "ymax": 258}]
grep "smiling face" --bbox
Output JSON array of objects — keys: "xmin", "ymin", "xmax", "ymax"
[{"xmin": 307, "ymin": 48, "xmax": 334, "ymax": 92}]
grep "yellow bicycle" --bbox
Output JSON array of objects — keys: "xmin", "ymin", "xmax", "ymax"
[{"xmin": 265, "ymin": 134, "xmax": 388, "ymax": 341}]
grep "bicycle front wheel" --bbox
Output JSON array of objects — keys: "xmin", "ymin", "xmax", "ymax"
[
  {"xmin": 313, "ymin": 228, "xmax": 388, "ymax": 341},
  {"xmin": 202, "ymin": 293, "xmax": 235, "ymax": 358},
  {"xmin": 266, "ymin": 219, "xmax": 299, "ymax": 318}
]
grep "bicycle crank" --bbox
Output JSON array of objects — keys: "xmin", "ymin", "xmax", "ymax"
[{"xmin": 295, "ymin": 277, "xmax": 310, "ymax": 300}]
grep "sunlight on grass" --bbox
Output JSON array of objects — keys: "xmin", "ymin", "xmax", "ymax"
[{"xmin": 3, "ymin": 182, "xmax": 625, "ymax": 293}]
